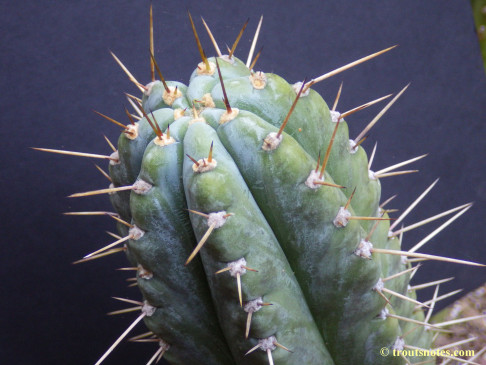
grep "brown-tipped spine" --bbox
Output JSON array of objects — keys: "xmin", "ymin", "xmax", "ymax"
[
  {"xmin": 93, "ymin": 110, "xmax": 129, "ymax": 131},
  {"xmin": 344, "ymin": 187, "xmax": 357, "ymax": 210},
  {"xmin": 229, "ymin": 18, "xmax": 250, "ymax": 59},
  {"xmin": 139, "ymin": 106, "xmax": 162, "ymax": 140},
  {"xmin": 319, "ymin": 117, "xmax": 341, "ymax": 179},
  {"xmin": 208, "ymin": 141, "xmax": 214, "ymax": 163},
  {"xmin": 124, "ymin": 106, "xmax": 136, "ymax": 125},
  {"xmin": 215, "ymin": 57, "xmax": 232, "ymax": 113},
  {"xmin": 249, "ymin": 46, "xmax": 263, "ymax": 71},
  {"xmin": 149, "ymin": 2, "xmax": 154, "ymax": 82},
  {"xmin": 188, "ymin": 11, "xmax": 210, "ymax": 71},
  {"xmin": 314, "ymin": 151, "xmax": 321, "ymax": 173},
  {"xmin": 186, "ymin": 154, "xmax": 200, "ymax": 167},
  {"xmin": 149, "ymin": 50, "xmax": 170, "ymax": 93},
  {"xmin": 276, "ymin": 78, "xmax": 307, "ymax": 138}
]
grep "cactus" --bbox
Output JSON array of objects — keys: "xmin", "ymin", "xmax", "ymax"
[
  {"xmin": 35, "ymin": 5, "xmax": 485, "ymax": 365},
  {"xmin": 471, "ymin": 0, "xmax": 486, "ymax": 71}
]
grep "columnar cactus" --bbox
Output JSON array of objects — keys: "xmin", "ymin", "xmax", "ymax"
[{"xmin": 37, "ymin": 6, "xmax": 485, "ymax": 365}]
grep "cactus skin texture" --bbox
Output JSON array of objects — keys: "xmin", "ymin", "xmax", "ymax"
[
  {"xmin": 39, "ymin": 7, "xmax": 485, "ymax": 365},
  {"xmin": 108, "ymin": 48, "xmax": 425, "ymax": 362}
]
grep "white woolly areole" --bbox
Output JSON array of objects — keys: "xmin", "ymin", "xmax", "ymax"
[
  {"xmin": 192, "ymin": 158, "xmax": 218, "ymax": 173},
  {"xmin": 227, "ymin": 257, "xmax": 247, "ymax": 277},
  {"xmin": 196, "ymin": 61, "xmax": 216, "ymax": 76},
  {"xmin": 137, "ymin": 265, "xmax": 153, "ymax": 280},
  {"xmin": 129, "ymin": 225, "xmax": 145, "ymax": 240},
  {"xmin": 355, "ymin": 239, "xmax": 373, "ymax": 259},
  {"xmin": 162, "ymin": 86, "xmax": 182, "ymax": 106},
  {"xmin": 142, "ymin": 301, "xmax": 156, "ymax": 317},
  {"xmin": 109, "ymin": 150, "xmax": 120, "ymax": 165},
  {"xmin": 108, "ymin": 183, "xmax": 116, "ymax": 195},
  {"xmin": 132, "ymin": 179, "xmax": 153, "ymax": 195},
  {"xmin": 401, "ymin": 255, "xmax": 408, "ymax": 265},
  {"xmin": 373, "ymin": 278, "xmax": 385, "ymax": 292},
  {"xmin": 249, "ymin": 71, "xmax": 267, "ymax": 89},
  {"xmin": 188, "ymin": 117, "xmax": 206, "ymax": 126},
  {"xmin": 207, "ymin": 211, "xmax": 228, "ymax": 228},
  {"xmin": 201, "ymin": 93, "xmax": 215, "ymax": 108},
  {"xmin": 244, "ymin": 297, "xmax": 263, "ymax": 313},
  {"xmin": 125, "ymin": 123, "xmax": 139, "ymax": 140},
  {"xmin": 154, "ymin": 134, "xmax": 176, "ymax": 147},
  {"xmin": 333, "ymin": 206, "xmax": 352, "ymax": 227},
  {"xmin": 219, "ymin": 108, "xmax": 240, "ymax": 124},
  {"xmin": 379, "ymin": 307, "xmax": 389, "ymax": 320},
  {"xmin": 305, "ymin": 169, "xmax": 324, "ymax": 189},
  {"xmin": 292, "ymin": 82, "xmax": 310, "ymax": 97},
  {"xmin": 158, "ymin": 339, "xmax": 170, "ymax": 352},
  {"xmin": 368, "ymin": 169, "xmax": 377, "ymax": 180},
  {"xmin": 173, "ymin": 108, "xmax": 185, "ymax": 120},
  {"xmin": 262, "ymin": 132, "xmax": 282, "ymax": 151},
  {"xmin": 258, "ymin": 336, "xmax": 277, "ymax": 352},
  {"xmin": 330, "ymin": 110, "xmax": 341, "ymax": 123},
  {"xmin": 219, "ymin": 55, "xmax": 235, "ymax": 64},
  {"xmin": 392, "ymin": 337, "xmax": 405, "ymax": 351},
  {"xmin": 348, "ymin": 139, "xmax": 358, "ymax": 154},
  {"xmin": 144, "ymin": 81, "xmax": 156, "ymax": 96}
]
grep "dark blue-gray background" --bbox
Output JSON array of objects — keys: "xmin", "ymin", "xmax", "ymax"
[{"xmin": 1, "ymin": 0, "xmax": 485, "ymax": 364}]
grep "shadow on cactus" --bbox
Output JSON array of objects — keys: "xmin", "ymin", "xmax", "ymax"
[{"xmin": 35, "ymin": 6, "xmax": 485, "ymax": 365}]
